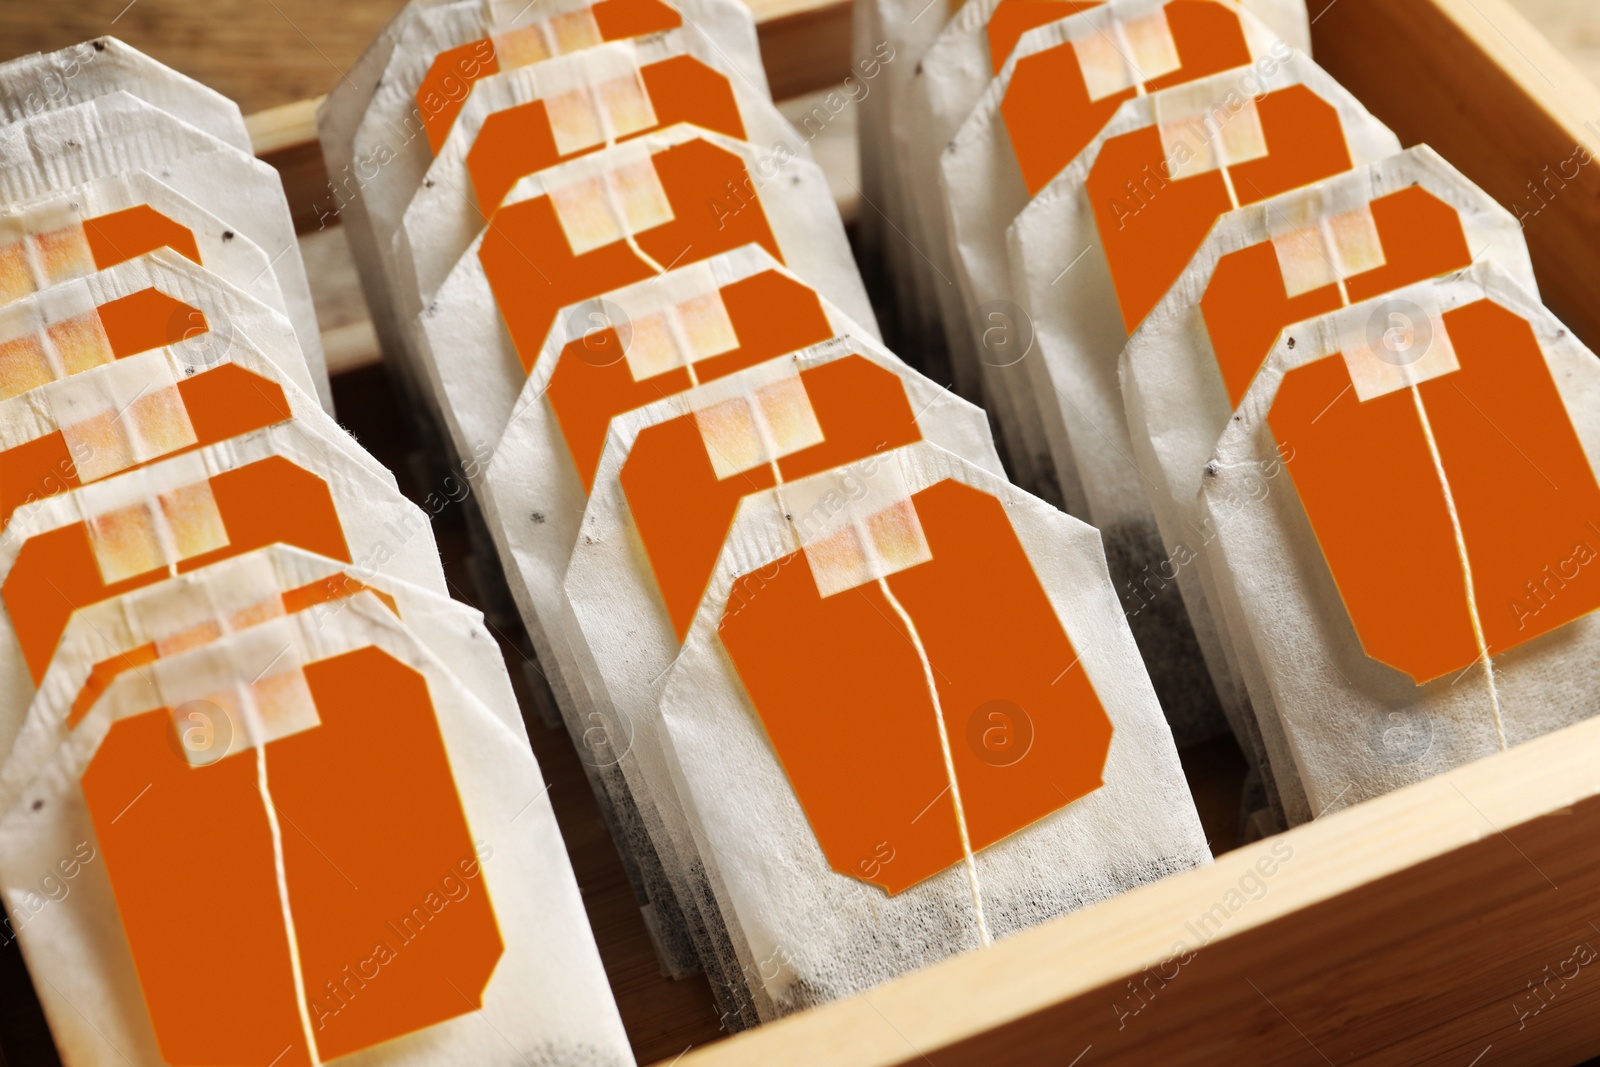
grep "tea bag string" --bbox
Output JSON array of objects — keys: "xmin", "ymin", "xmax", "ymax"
[{"xmin": 878, "ymin": 577, "xmax": 992, "ymax": 946}]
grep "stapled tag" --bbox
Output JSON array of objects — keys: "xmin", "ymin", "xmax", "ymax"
[
  {"xmin": 534, "ymin": 42, "xmax": 657, "ymax": 156},
  {"xmin": 1337, "ymin": 287, "xmax": 1460, "ymax": 402},
  {"xmin": 546, "ymin": 141, "xmax": 673, "ymax": 255},
  {"xmin": 1271, "ymin": 202, "xmax": 1386, "ymax": 298},
  {"xmin": 0, "ymin": 281, "xmax": 110, "ymax": 399},
  {"xmin": 79, "ymin": 452, "xmax": 230, "ymax": 584},
  {"xmin": 0, "ymin": 196, "xmax": 93, "ymax": 302},
  {"xmin": 783, "ymin": 458, "xmax": 933, "ymax": 598},
  {"xmin": 129, "ymin": 553, "xmax": 286, "ymax": 658},
  {"xmin": 1071, "ymin": 7, "xmax": 1182, "ymax": 102},
  {"xmin": 45, "ymin": 348, "xmax": 198, "ymax": 483},
  {"xmin": 1156, "ymin": 87, "xmax": 1268, "ymax": 181},
  {"xmin": 610, "ymin": 262, "xmax": 739, "ymax": 380},
  {"xmin": 692, "ymin": 365, "xmax": 824, "ymax": 479},
  {"xmin": 153, "ymin": 617, "xmax": 319, "ymax": 767}
]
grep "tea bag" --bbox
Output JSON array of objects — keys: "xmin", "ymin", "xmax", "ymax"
[
  {"xmin": 0, "ymin": 247, "xmax": 319, "ymax": 412},
  {"xmin": 900, "ymin": 0, "xmax": 1309, "ymax": 393},
  {"xmin": 321, "ymin": 0, "xmax": 764, "ymax": 391},
  {"xmin": 0, "ymin": 37, "xmax": 249, "ymax": 152},
  {"xmin": 0, "ymin": 597, "xmax": 633, "ymax": 1066},
  {"xmin": 0, "ymin": 320, "xmax": 371, "ymax": 538},
  {"xmin": 476, "ymin": 248, "xmax": 911, "ymax": 981},
  {"xmin": 0, "ymin": 172, "xmax": 292, "ymax": 319},
  {"xmin": 411, "ymin": 125, "xmax": 874, "ymax": 468},
  {"xmin": 0, "ymin": 93, "xmax": 329, "ymax": 410},
  {"xmin": 0, "ymin": 420, "xmax": 448, "ymax": 752},
  {"xmin": 937, "ymin": 3, "xmax": 1290, "ymax": 500},
  {"xmin": 1199, "ymin": 263, "xmax": 1600, "ymax": 821},
  {"xmin": 998, "ymin": 56, "xmax": 1400, "ymax": 745},
  {"xmin": 559, "ymin": 344, "xmax": 1001, "ymax": 1008},
  {"xmin": 2, "ymin": 544, "xmax": 521, "ymax": 820},
  {"xmin": 393, "ymin": 32, "xmax": 804, "ymax": 345},
  {"xmin": 651, "ymin": 440, "xmax": 1208, "ymax": 1015},
  {"xmin": 1120, "ymin": 145, "xmax": 1536, "ymax": 816}
]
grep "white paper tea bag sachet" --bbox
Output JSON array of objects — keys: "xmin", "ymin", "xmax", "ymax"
[
  {"xmin": 937, "ymin": 3, "xmax": 1290, "ymax": 500},
  {"xmin": 556, "ymin": 336, "xmax": 1001, "ymax": 999},
  {"xmin": 0, "ymin": 37, "xmax": 249, "ymax": 152},
  {"xmin": 0, "ymin": 420, "xmax": 448, "ymax": 752},
  {"xmin": 0, "ymin": 326, "xmax": 377, "ymax": 553},
  {"xmin": 0, "ymin": 171, "xmax": 299, "ymax": 322},
  {"xmin": 0, "ymin": 93, "xmax": 329, "ymax": 410},
  {"xmin": 324, "ymin": 0, "xmax": 765, "ymax": 385},
  {"xmin": 996, "ymin": 56, "xmax": 1399, "ymax": 745},
  {"xmin": 0, "ymin": 598, "xmax": 634, "ymax": 1067},
  {"xmin": 902, "ymin": 0, "xmax": 1312, "ymax": 396},
  {"xmin": 1119, "ymin": 145, "xmax": 1536, "ymax": 816},
  {"xmin": 393, "ymin": 32, "xmax": 805, "ymax": 341},
  {"xmin": 650, "ymin": 441, "xmax": 1209, "ymax": 1016},
  {"xmin": 0, "ymin": 248, "xmax": 319, "ymax": 409},
  {"xmin": 1, "ymin": 544, "xmax": 523, "ymax": 822},
  {"xmin": 1199, "ymin": 263, "xmax": 1600, "ymax": 821},
  {"xmin": 412, "ymin": 125, "xmax": 874, "ymax": 468}
]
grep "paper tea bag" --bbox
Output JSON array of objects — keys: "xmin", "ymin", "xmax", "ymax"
[
  {"xmin": 0, "ymin": 248, "xmax": 319, "ymax": 414},
  {"xmin": 938, "ymin": 3, "xmax": 1290, "ymax": 499},
  {"xmin": 1119, "ymin": 145, "xmax": 1536, "ymax": 809},
  {"xmin": 0, "ymin": 597, "xmax": 633, "ymax": 1067},
  {"xmin": 2, "ymin": 544, "xmax": 522, "ymax": 820},
  {"xmin": 896, "ymin": 0, "xmax": 1305, "ymax": 391},
  {"xmin": 394, "ymin": 32, "xmax": 804, "ymax": 338},
  {"xmin": 479, "ymin": 247, "xmax": 866, "ymax": 706},
  {"xmin": 0, "ymin": 93, "xmax": 330, "ymax": 410},
  {"xmin": 323, "ymin": 0, "xmax": 764, "ymax": 385},
  {"xmin": 476, "ymin": 248, "xmax": 905, "ymax": 980},
  {"xmin": 651, "ymin": 440, "xmax": 1209, "ymax": 1015},
  {"xmin": 0, "ymin": 171, "xmax": 300, "ymax": 322},
  {"xmin": 559, "ymin": 344, "xmax": 1002, "ymax": 1005},
  {"xmin": 0, "ymin": 37, "xmax": 250, "ymax": 152},
  {"xmin": 0, "ymin": 319, "xmax": 369, "ymax": 540},
  {"xmin": 1199, "ymin": 263, "xmax": 1600, "ymax": 821},
  {"xmin": 0, "ymin": 420, "xmax": 449, "ymax": 751},
  {"xmin": 412, "ymin": 124, "xmax": 874, "ymax": 466},
  {"xmin": 996, "ymin": 56, "xmax": 1399, "ymax": 745}
]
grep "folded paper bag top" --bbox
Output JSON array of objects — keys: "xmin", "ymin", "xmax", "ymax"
[
  {"xmin": 413, "ymin": 126, "xmax": 872, "ymax": 465},
  {"xmin": 0, "ymin": 325, "xmax": 354, "ymax": 533},
  {"xmin": 0, "ymin": 171, "xmax": 292, "ymax": 321},
  {"xmin": 1199, "ymin": 264, "xmax": 1600, "ymax": 817},
  {"xmin": 395, "ymin": 30, "xmax": 802, "ymax": 321},
  {"xmin": 0, "ymin": 599, "xmax": 633, "ymax": 1067},
  {"xmin": 0, "ymin": 93, "xmax": 329, "ymax": 410},
  {"xmin": 323, "ymin": 0, "xmax": 763, "ymax": 378},
  {"xmin": 0, "ymin": 421, "xmax": 445, "ymax": 751},
  {"xmin": 937, "ymin": 1, "xmax": 1291, "ymax": 513},
  {"xmin": 1, "ymin": 543, "xmax": 523, "ymax": 843},
  {"xmin": 478, "ymin": 248, "xmax": 868, "ymax": 732},
  {"xmin": 0, "ymin": 247, "xmax": 317, "ymax": 405},
  {"xmin": 653, "ymin": 441, "xmax": 1208, "ymax": 1012},
  {"xmin": 0, "ymin": 37, "xmax": 249, "ymax": 152}
]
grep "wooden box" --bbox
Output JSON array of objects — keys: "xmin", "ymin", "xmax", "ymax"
[{"xmin": 9, "ymin": 1, "xmax": 1600, "ymax": 1064}]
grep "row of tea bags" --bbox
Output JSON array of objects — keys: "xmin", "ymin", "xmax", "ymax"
[
  {"xmin": 861, "ymin": 0, "xmax": 1600, "ymax": 832},
  {"xmin": 0, "ymin": 38, "xmax": 633, "ymax": 1067},
  {"xmin": 321, "ymin": 0, "xmax": 1212, "ymax": 1029}
]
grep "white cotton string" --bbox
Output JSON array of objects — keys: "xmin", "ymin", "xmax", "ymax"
[
  {"xmin": 877, "ymin": 577, "xmax": 992, "ymax": 947},
  {"xmin": 1409, "ymin": 384, "xmax": 1508, "ymax": 750},
  {"xmin": 240, "ymin": 683, "xmax": 323, "ymax": 1064}
]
